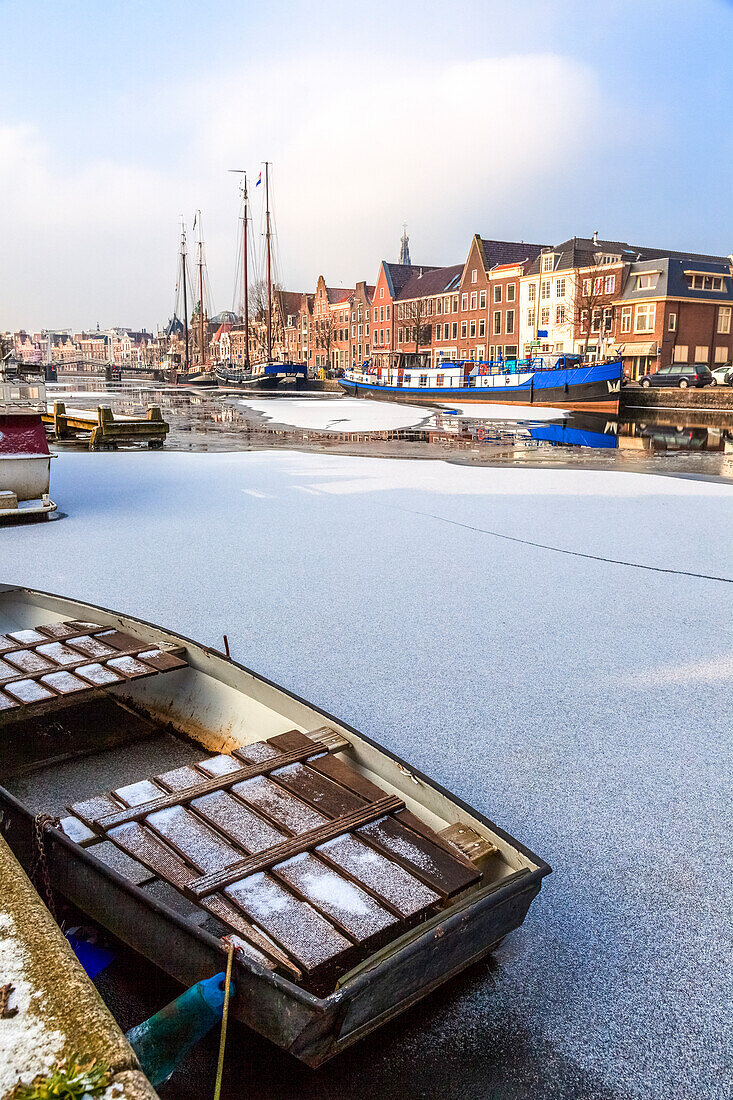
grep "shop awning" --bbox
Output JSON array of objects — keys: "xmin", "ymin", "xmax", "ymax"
[{"xmin": 617, "ymin": 342, "xmax": 658, "ymax": 357}]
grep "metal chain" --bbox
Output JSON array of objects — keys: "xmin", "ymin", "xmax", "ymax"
[{"xmin": 32, "ymin": 813, "xmax": 61, "ymax": 925}]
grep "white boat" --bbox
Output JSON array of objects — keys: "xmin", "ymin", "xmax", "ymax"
[
  {"xmin": 0, "ymin": 584, "xmax": 549, "ymax": 1067},
  {"xmin": 0, "ymin": 363, "xmax": 56, "ymax": 521}
]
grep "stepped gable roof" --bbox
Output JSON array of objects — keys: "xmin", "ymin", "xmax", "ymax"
[
  {"xmin": 382, "ymin": 262, "xmax": 437, "ymax": 299},
  {"xmin": 396, "ymin": 264, "xmax": 464, "ymax": 301},
  {"xmin": 480, "ymin": 239, "xmax": 546, "ymax": 269},
  {"xmin": 617, "ymin": 256, "xmax": 733, "ymax": 303}
]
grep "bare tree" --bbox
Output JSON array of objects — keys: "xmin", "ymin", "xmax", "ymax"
[
  {"xmin": 399, "ymin": 298, "xmax": 432, "ymax": 359},
  {"xmin": 565, "ymin": 266, "xmax": 617, "ymax": 357},
  {"xmin": 312, "ymin": 315, "xmax": 337, "ymax": 370}
]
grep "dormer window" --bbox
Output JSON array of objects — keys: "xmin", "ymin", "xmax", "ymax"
[
  {"xmin": 636, "ymin": 273, "xmax": 659, "ymax": 291},
  {"xmin": 542, "ymin": 254, "xmax": 554, "ymax": 273}
]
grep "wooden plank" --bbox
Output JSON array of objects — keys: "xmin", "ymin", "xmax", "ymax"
[
  {"xmin": 5, "ymin": 679, "xmax": 56, "ymax": 705},
  {"xmin": 105, "ymin": 819, "xmax": 300, "ymax": 976},
  {"xmin": 232, "ymin": 741, "xmax": 283, "ymax": 764},
  {"xmin": 266, "ymin": 730, "xmax": 315, "ymax": 753},
  {"xmin": 89, "ymin": 840, "xmax": 156, "ymax": 886},
  {"xmin": 96, "ymin": 742, "xmax": 335, "ymax": 829},
  {"xmin": 39, "ymin": 671, "xmax": 89, "ymax": 695},
  {"xmin": 196, "ymin": 755, "xmax": 242, "ymax": 778},
  {"xmin": 273, "ymin": 852, "xmax": 399, "ymax": 943},
  {"xmin": 35, "ymin": 641, "xmax": 87, "ymax": 666},
  {"xmin": 105, "ymin": 656, "xmax": 158, "ymax": 680},
  {"xmin": 232, "ymin": 776, "xmax": 328, "ymax": 835},
  {"xmin": 36, "ymin": 622, "xmax": 92, "ymax": 641},
  {"xmin": 144, "ymin": 804, "xmax": 242, "ymax": 874},
  {"xmin": 155, "ymin": 764, "xmax": 207, "ymax": 792},
  {"xmin": 0, "ymin": 691, "xmax": 19, "ymax": 711},
  {"xmin": 439, "ymin": 822, "xmax": 498, "ymax": 863},
  {"xmin": 191, "ymin": 790, "xmax": 286, "ymax": 854},
  {"xmin": 188, "ymin": 795, "xmax": 403, "ymax": 899},
  {"xmin": 4, "ymin": 650, "xmax": 56, "ymax": 675},
  {"xmin": 203, "ymin": 896, "xmax": 302, "ymax": 979},
  {"xmin": 224, "ymin": 872, "xmax": 352, "ymax": 973},
  {"xmin": 95, "ymin": 629, "xmax": 146, "ymax": 651},
  {"xmin": 269, "ymin": 761, "xmax": 364, "ymax": 819},
  {"xmin": 0, "ymin": 635, "xmax": 18, "ymax": 654},
  {"xmin": 74, "ymin": 663, "xmax": 124, "ymax": 687},
  {"xmin": 316, "ymin": 833, "xmax": 440, "ymax": 919},
  {"xmin": 70, "ymin": 793, "xmax": 122, "ymax": 827},
  {"xmin": 135, "ymin": 649, "xmax": 187, "ymax": 672},
  {"xmin": 58, "ymin": 816, "xmax": 96, "ymax": 846},
  {"xmin": 64, "ymin": 634, "xmax": 118, "ymax": 659},
  {"xmin": 7, "ymin": 629, "xmax": 48, "ymax": 646},
  {"xmin": 309, "ymin": 754, "xmax": 479, "ymax": 868},
  {"xmin": 0, "ymin": 659, "xmax": 24, "ymax": 683},
  {"xmin": 357, "ymin": 815, "xmax": 481, "ymax": 899}
]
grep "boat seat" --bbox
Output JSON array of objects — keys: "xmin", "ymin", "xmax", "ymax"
[{"xmin": 64, "ymin": 727, "xmax": 483, "ymax": 987}]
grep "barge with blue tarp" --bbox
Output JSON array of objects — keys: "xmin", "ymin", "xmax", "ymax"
[{"xmin": 340, "ymin": 353, "xmax": 623, "ymax": 414}]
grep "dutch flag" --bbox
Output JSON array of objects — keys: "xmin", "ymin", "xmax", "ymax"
[{"xmin": 256, "ymin": 172, "xmax": 262, "ymax": 187}]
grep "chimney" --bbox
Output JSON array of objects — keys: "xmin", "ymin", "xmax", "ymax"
[{"xmin": 593, "ymin": 230, "xmax": 599, "ymax": 246}]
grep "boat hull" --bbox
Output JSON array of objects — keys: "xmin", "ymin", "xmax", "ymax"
[
  {"xmin": 0, "ymin": 584, "xmax": 549, "ymax": 1067},
  {"xmin": 339, "ymin": 361, "xmax": 622, "ymax": 415}
]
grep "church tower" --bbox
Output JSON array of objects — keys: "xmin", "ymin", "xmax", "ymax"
[{"xmin": 398, "ymin": 224, "xmax": 411, "ymax": 266}]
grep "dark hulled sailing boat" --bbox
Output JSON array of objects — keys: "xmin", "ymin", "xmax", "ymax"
[
  {"xmin": 167, "ymin": 215, "xmax": 217, "ymax": 387},
  {"xmin": 216, "ymin": 163, "xmax": 306, "ymax": 389}
]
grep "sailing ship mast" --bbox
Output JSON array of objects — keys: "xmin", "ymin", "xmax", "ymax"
[
  {"xmin": 181, "ymin": 220, "xmax": 190, "ymax": 373},
  {"xmin": 196, "ymin": 211, "xmax": 207, "ymax": 372},
  {"xmin": 243, "ymin": 176, "xmax": 250, "ymax": 370},
  {"xmin": 264, "ymin": 161, "xmax": 272, "ymax": 364}
]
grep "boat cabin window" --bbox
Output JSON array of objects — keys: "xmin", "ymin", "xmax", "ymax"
[{"xmin": 419, "ymin": 374, "xmax": 428, "ymax": 387}]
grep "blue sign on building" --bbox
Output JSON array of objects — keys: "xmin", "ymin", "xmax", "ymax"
[{"xmin": 537, "ymin": 329, "xmax": 548, "ymax": 338}]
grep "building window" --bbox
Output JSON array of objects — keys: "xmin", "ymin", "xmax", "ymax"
[
  {"xmin": 470, "ymin": 292, "xmax": 477, "ymax": 310},
  {"xmin": 636, "ymin": 272, "xmax": 658, "ymax": 291},
  {"xmin": 478, "ymin": 319, "xmax": 485, "ymax": 337},
  {"xmin": 528, "ymin": 283, "xmax": 536, "ymax": 303},
  {"xmin": 470, "ymin": 320, "xmax": 476, "ymax": 337},
  {"xmin": 668, "ymin": 312, "xmax": 676, "ymax": 331},
  {"xmin": 540, "ymin": 280, "xmax": 551, "ymax": 299},
  {"xmin": 460, "ymin": 293, "xmax": 468, "ymax": 311},
  {"xmin": 542, "ymin": 254, "xmax": 553, "ymax": 272},
  {"xmin": 506, "ymin": 310, "xmax": 515, "ymax": 335},
  {"xmin": 694, "ymin": 345, "xmax": 709, "ymax": 362},
  {"xmin": 715, "ymin": 346, "xmax": 729, "ymax": 363},
  {"xmin": 452, "ymin": 322, "xmax": 458, "ymax": 339},
  {"xmin": 452, "ymin": 295, "xmax": 459, "ymax": 311},
  {"xmin": 471, "ymin": 269, "xmax": 477, "ymax": 283},
  {"xmin": 540, "ymin": 306, "xmax": 550, "ymax": 325},
  {"xmin": 635, "ymin": 303, "xmax": 655, "ymax": 332},
  {"xmin": 436, "ymin": 298, "xmax": 442, "ymax": 315},
  {"xmin": 479, "ymin": 290, "xmax": 486, "ymax": 309},
  {"xmin": 605, "ymin": 275, "xmax": 616, "ymax": 294},
  {"xmin": 380, "ymin": 287, "xmax": 384, "ymax": 298},
  {"xmin": 580, "ymin": 310, "xmax": 588, "ymax": 333},
  {"xmin": 582, "ymin": 278, "xmax": 591, "ymax": 295},
  {"xmin": 718, "ymin": 306, "xmax": 731, "ymax": 334},
  {"xmin": 591, "ymin": 309, "xmax": 601, "ymax": 333},
  {"xmin": 621, "ymin": 306, "xmax": 632, "ymax": 333},
  {"xmin": 505, "ymin": 345, "xmax": 518, "ymax": 359},
  {"xmin": 527, "ymin": 308, "xmax": 535, "ymax": 328},
  {"xmin": 461, "ymin": 321, "xmax": 467, "ymax": 338},
  {"xmin": 494, "ymin": 285, "xmax": 502, "ymax": 303},
  {"xmin": 556, "ymin": 277, "xmax": 565, "ymax": 297},
  {"xmin": 594, "ymin": 276, "xmax": 604, "ymax": 295},
  {"xmin": 493, "ymin": 311, "xmax": 501, "ymax": 335},
  {"xmin": 556, "ymin": 304, "xmax": 565, "ymax": 324},
  {"xmin": 506, "ymin": 283, "xmax": 516, "ymax": 302},
  {"xmin": 386, "ymin": 305, "xmax": 391, "ymax": 320}
]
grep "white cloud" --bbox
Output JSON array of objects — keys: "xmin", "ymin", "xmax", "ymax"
[{"xmin": 0, "ymin": 51, "xmax": 620, "ymax": 330}]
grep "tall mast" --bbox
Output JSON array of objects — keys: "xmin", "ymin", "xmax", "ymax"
[
  {"xmin": 243, "ymin": 176, "xmax": 250, "ymax": 370},
  {"xmin": 197, "ymin": 210, "xmax": 206, "ymax": 370},
  {"xmin": 265, "ymin": 161, "xmax": 272, "ymax": 364},
  {"xmin": 181, "ymin": 220, "xmax": 190, "ymax": 372}
]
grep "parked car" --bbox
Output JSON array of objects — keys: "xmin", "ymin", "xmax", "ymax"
[
  {"xmin": 710, "ymin": 364, "xmax": 732, "ymax": 386},
  {"xmin": 639, "ymin": 363, "xmax": 713, "ymax": 389}
]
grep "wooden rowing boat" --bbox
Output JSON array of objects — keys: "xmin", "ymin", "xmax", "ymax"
[{"xmin": 0, "ymin": 583, "xmax": 550, "ymax": 1066}]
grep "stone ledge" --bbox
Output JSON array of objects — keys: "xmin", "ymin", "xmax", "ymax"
[{"xmin": 0, "ymin": 835, "xmax": 158, "ymax": 1099}]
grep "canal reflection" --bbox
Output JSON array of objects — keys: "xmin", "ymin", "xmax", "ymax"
[{"xmin": 46, "ymin": 379, "xmax": 733, "ymax": 478}]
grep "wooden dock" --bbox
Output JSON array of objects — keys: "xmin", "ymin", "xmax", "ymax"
[{"xmin": 43, "ymin": 401, "xmax": 169, "ymax": 450}]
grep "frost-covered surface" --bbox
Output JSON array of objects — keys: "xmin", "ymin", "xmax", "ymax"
[
  {"xmin": 4, "ymin": 450, "xmax": 733, "ymax": 1099},
  {"xmin": 239, "ymin": 395, "xmax": 569, "ymax": 431},
  {"xmin": 0, "ymin": 912, "xmax": 66, "ymax": 1093},
  {"xmin": 240, "ymin": 396, "xmax": 433, "ymax": 431}
]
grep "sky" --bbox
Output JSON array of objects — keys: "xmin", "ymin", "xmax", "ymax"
[{"xmin": 2, "ymin": 0, "xmax": 732, "ymax": 332}]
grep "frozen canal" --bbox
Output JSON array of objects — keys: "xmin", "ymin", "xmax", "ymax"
[{"xmin": 4, "ymin": 450, "xmax": 732, "ymax": 1099}]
